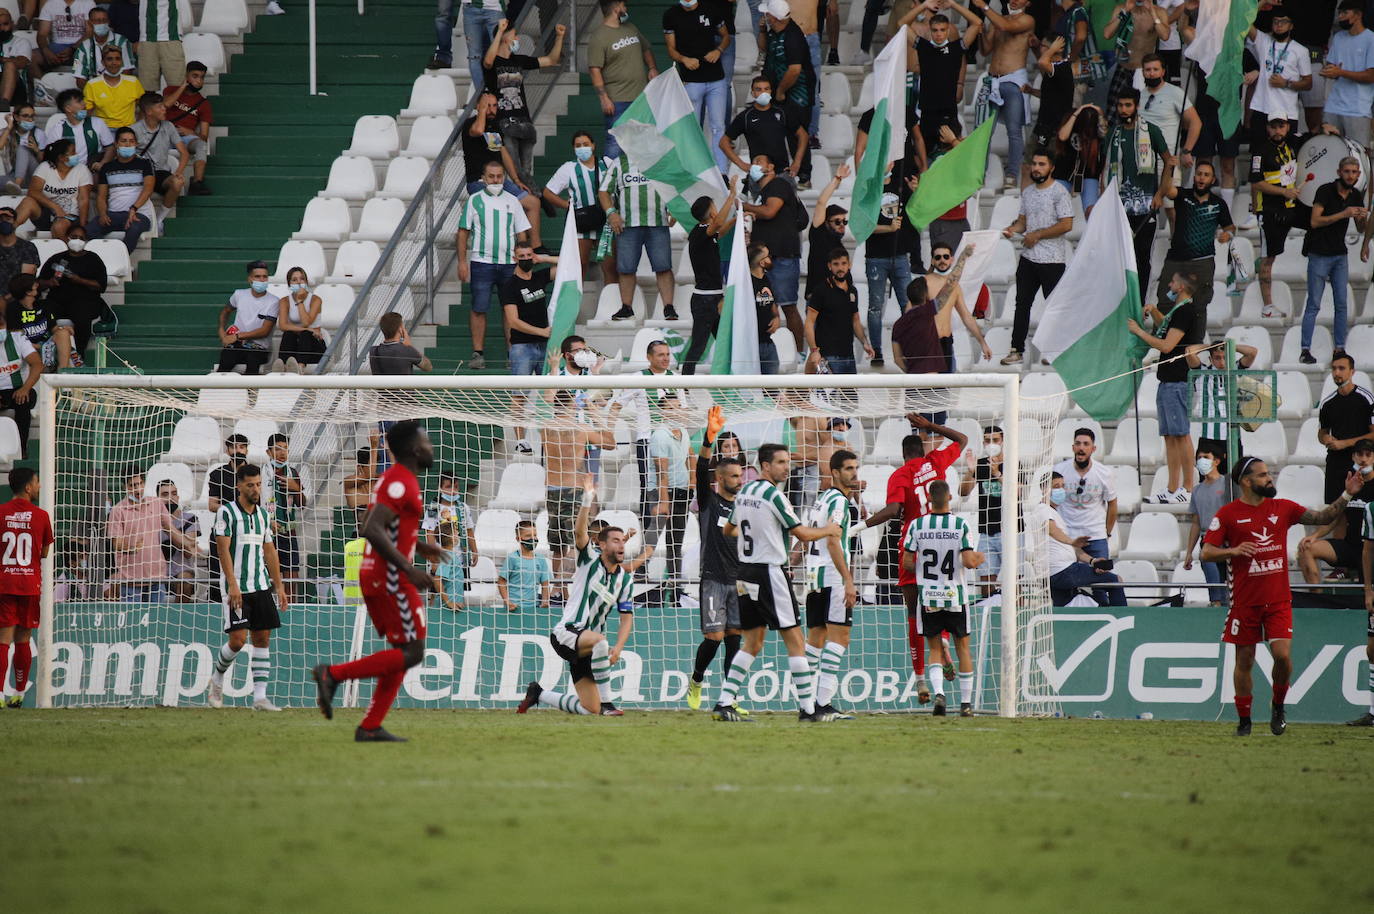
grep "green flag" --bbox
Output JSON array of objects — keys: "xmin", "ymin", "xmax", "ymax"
[
  {"xmin": 904, "ymin": 116, "xmax": 995, "ymax": 231},
  {"xmin": 545, "ymin": 214, "xmax": 582, "ymax": 364},
  {"xmin": 1183, "ymin": 0, "xmax": 1261, "ymax": 137},
  {"xmin": 850, "ymin": 27, "xmax": 909, "ymax": 244}
]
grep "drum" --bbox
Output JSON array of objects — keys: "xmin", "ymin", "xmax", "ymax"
[{"xmin": 1296, "ymin": 134, "xmax": 1370, "ymax": 207}]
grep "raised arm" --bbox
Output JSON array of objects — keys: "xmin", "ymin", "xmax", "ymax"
[{"xmin": 1298, "ymin": 475, "xmax": 1362, "ymax": 525}]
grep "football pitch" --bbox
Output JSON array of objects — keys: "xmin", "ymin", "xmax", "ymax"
[{"xmin": 7, "ymin": 709, "xmax": 1373, "ymax": 913}]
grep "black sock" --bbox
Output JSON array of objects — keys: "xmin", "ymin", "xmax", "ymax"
[
  {"xmin": 693, "ymin": 638, "xmax": 720, "ymax": 682},
  {"xmin": 722, "ymin": 634, "xmax": 742, "ymax": 678}
]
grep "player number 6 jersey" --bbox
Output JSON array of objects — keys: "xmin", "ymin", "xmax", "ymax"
[
  {"xmin": 804, "ymin": 487, "xmax": 853, "ymax": 591},
  {"xmin": 901, "ymin": 513, "xmax": 974, "ymax": 608},
  {"xmin": 729, "ymin": 479, "xmax": 802, "ymax": 566}
]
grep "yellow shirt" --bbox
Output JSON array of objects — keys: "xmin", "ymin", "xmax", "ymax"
[
  {"xmin": 343, "ymin": 538, "xmax": 365, "ymax": 601},
  {"xmin": 83, "ymin": 74, "xmax": 145, "ymax": 128}
]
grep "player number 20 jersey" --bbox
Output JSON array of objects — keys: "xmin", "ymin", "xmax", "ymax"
[
  {"xmin": 804, "ymin": 487, "xmax": 853, "ymax": 591},
  {"xmin": 901, "ymin": 513, "xmax": 974, "ymax": 608}
]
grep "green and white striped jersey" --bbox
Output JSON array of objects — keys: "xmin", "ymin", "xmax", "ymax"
[
  {"xmin": 805, "ymin": 487, "xmax": 853, "ymax": 591},
  {"xmin": 214, "ymin": 499, "xmax": 274, "ymax": 593},
  {"xmin": 560, "ymin": 544, "xmax": 634, "ymax": 633},
  {"xmin": 459, "ymin": 190, "xmax": 532, "ymax": 265},
  {"xmin": 0, "ymin": 331, "xmax": 35, "ymax": 391},
  {"xmin": 1364, "ymin": 500, "xmax": 1374, "ymax": 542},
  {"xmin": 901, "ymin": 512, "xmax": 974, "ymax": 608},
  {"xmin": 729, "ymin": 479, "xmax": 802, "ymax": 566},
  {"xmin": 545, "ymin": 159, "xmax": 602, "ymax": 209},
  {"xmin": 599, "ymin": 155, "xmax": 669, "ymax": 228},
  {"xmin": 1192, "ymin": 362, "xmax": 1229, "ymax": 441},
  {"xmin": 140, "ymin": 0, "xmax": 191, "ymax": 42}
]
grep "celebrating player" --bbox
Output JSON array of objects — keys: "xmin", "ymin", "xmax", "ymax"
[
  {"xmin": 901, "ymin": 480, "xmax": 984, "ymax": 717},
  {"xmin": 312, "ymin": 421, "xmax": 446, "ymax": 742},
  {"xmin": 518, "ymin": 478, "xmax": 634, "ymax": 716},
  {"xmin": 686, "ymin": 406, "xmax": 747, "ymax": 714},
  {"xmin": 1202, "ymin": 456, "xmax": 1364, "ymax": 737},
  {"xmin": 1356, "ymin": 490, "xmax": 1374, "ymax": 726},
  {"xmin": 0, "ymin": 469, "xmax": 52, "ymax": 708},
  {"xmin": 712, "ymin": 443, "xmax": 840, "ymax": 723},
  {"xmin": 864, "ymin": 414, "xmax": 967, "ymax": 702},
  {"xmin": 207, "ymin": 463, "xmax": 289, "ymax": 712},
  {"xmin": 804, "ymin": 448, "xmax": 861, "ymax": 721}
]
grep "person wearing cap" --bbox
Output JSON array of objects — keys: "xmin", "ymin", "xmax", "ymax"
[
  {"xmin": 1251, "ymin": 115, "xmax": 1305, "ymax": 320},
  {"xmin": 208, "ymin": 433, "xmax": 251, "ymax": 513},
  {"xmin": 215, "ymin": 260, "xmax": 278, "ymax": 376},
  {"xmin": 1321, "ymin": 0, "xmax": 1374, "ymax": 149},
  {"xmin": 0, "ymin": 203, "xmax": 38, "ymax": 297},
  {"xmin": 1298, "ymin": 438, "xmax": 1374, "ymax": 585},
  {"xmin": 1246, "ymin": 13, "xmax": 1311, "ymax": 139},
  {"xmin": 760, "ymin": 0, "xmax": 815, "ymax": 186}
]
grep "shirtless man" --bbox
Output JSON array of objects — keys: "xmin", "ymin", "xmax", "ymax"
[
  {"xmin": 785, "ymin": 388, "xmax": 840, "ymax": 514},
  {"xmin": 922, "ymin": 242, "xmax": 992, "ymax": 368},
  {"xmin": 971, "ymin": 0, "xmax": 1035, "ymax": 188},
  {"xmin": 544, "ymin": 391, "xmax": 616, "ymax": 595},
  {"xmin": 1102, "ymin": 0, "xmax": 1171, "ymax": 126}
]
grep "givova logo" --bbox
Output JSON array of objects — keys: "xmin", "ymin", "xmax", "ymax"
[{"xmin": 1023, "ymin": 614, "xmax": 1135, "ymax": 701}]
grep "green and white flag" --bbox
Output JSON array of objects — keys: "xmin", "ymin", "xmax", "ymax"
[
  {"xmin": 1031, "ymin": 180, "xmax": 1149, "ymax": 423},
  {"xmin": 610, "ymin": 69, "xmax": 727, "ymax": 228},
  {"xmin": 545, "ymin": 214, "xmax": 582, "ymax": 364},
  {"xmin": 1183, "ymin": 0, "xmax": 1261, "ymax": 137},
  {"xmin": 710, "ymin": 203, "xmax": 760, "ymax": 378},
  {"xmin": 850, "ymin": 26, "xmax": 909, "ymax": 244},
  {"xmin": 905, "ymin": 115, "xmax": 995, "ymax": 230}
]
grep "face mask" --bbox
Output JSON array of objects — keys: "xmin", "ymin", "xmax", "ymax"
[
  {"xmin": 271, "ymin": 458, "xmax": 289, "ymax": 469},
  {"xmin": 619, "ymin": 11, "xmax": 630, "ymax": 22},
  {"xmin": 933, "ymin": 263, "xmax": 951, "ymax": 275},
  {"xmin": 508, "ymin": 37, "xmax": 521, "ymax": 54},
  {"xmin": 930, "ymin": 38, "xmax": 949, "ymax": 48},
  {"xmin": 1357, "ymin": 463, "xmax": 1374, "ymax": 476},
  {"xmin": 985, "ymin": 443, "xmax": 1002, "ymax": 458},
  {"xmin": 753, "ymin": 91, "xmax": 772, "ymax": 106},
  {"xmin": 1049, "ymin": 488, "xmax": 1067, "ymax": 506},
  {"xmin": 520, "ymin": 537, "xmax": 538, "ymax": 549},
  {"xmin": 251, "ymin": 280, "xmax": 269, "ymax": 293},
  {"xmin": 67, "ymin": 238, "xmax": 86, "ymax": 253},
  {"xmin": 1143, "ymin": 75, "xmax": 1163, "ymax": 88},
  {"xmin": 0, "ymin": 221, "xmax": 13, "ymax": 238},
  {"xmin": 749, "ymin": 164, "xmax": 764, "ymax": 181},
  {"xmin": 439, "ymin": 491, "xmax": 459, "ymax": 503},
  {"xmin": 680, "ymin": 0, "xmax": 696, "ymax": 7},
  {"xmin": 17, "ymin": 120, "xmax": 32, "ymax": 132},
  {"xmin": 94, "ymin": 23, "xmax": 110, "ymax": 37},
  {"xmin": 66, "ymin": 155, "xmax": 81, "ymax": 168},
  {"xmin": 1339, "ymin": 18, "xmax": 1353, "ymax": 31},
  {"xmin": 166, "ymin": 501, "xmax": 178, "ymax": 513},
  {"xmin": 1165, "ymin": 289, "xmax": 1178, "ymax": 302},
  {"xmin": 574, "ymin": 146, "xmax": 593, "ymax": 162},
  {"xmin": 0, "ymin": 29, "xmax": 10, "ymax": 41},
  {"xmin": 571, "ymin": 349, "xmax": 597, "ymax": 370},
  {"xmin": 76, "ymin": 109, "xmax": 88, "ymax": 121},
  {"xmin": 832, "ymin": 430, "xmax": 848, "ymax": 442},
  {"xmin": 1273, "ymin": 27, "xmax": 1291, "ymax": 39},
  {"xmin": 516, "ymin": 258, "xmax": 535, "ymax": 272},
  {"xmin": 105, "ymin": 66, "xmax": 122, "ymax": 76},
  {"xmin": 116, "ymin": 146, "xmax": 136, "ymax": 158},
  {"xmin": 484, "ymin": 182, "xmax": 503, "ymax": 196},
  {"xmin": 290, "ymin": 283, "xmax": 306, "ymax": 293},
  {"xmin": 1196, "ymin": 456, "xmax": 1214, "ymax": 476}
]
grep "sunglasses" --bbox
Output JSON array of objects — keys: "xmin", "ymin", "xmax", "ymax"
[
  {"xmin": 932, "ymin": 254, "xmax": 952, "ymax": 261},
  {"xmin": 829, "ymin": 218, "xmax": 848, "ymax": 226},
  {"xmin": 1076, "ymin": 482, "xmax": 1085, "ymax": 496}
]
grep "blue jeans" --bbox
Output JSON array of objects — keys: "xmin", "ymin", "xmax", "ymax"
[
  {"xmin": 1201, "ymin": 560, "xmax": 1226, "ymax": 605},
  {"xmin": 996, "ymin": 79, "xmax": 1027, "ymax": 178},
  {"xmin": 1082, "ymin": 538, "xmax": 1109, "ymax": 561},
  {"xmin": 468, "ymin": 260, "xmax": 513, "ymax": 314},
  {"xmin": 1050, "ymin": 562, "xmax": 1126, "ymax": 607},
  {"xmin": 120, "ymin": 583, "xmax": 168, "ymax": 604},
  {"xmin": 604, "ymin": 101, "xmax": 633, "ymax": 160},
  {"xmin": 434, "ymin": 0, "xmax": 459, "ymax": 64},
  {"xmin": 508, "ymin": 341, "xmax": 546, "ymax": 375},
  {"xmin": 767, "ymin": 256, "xmax": 800, "ymax": 307},
  {"xmin": 86, "ymin": 211, "xmax": 150, "ymax": 253},
  {"xmin": 685, "ymin": 78, "xmax": 730, "ymax": 172},
  {"xmin": 865, "ymin": 255, "xmax": 911, "ymax": 360},
  {"xmin": 806, "ymin": 32, "xmax": 822, "ymax": 138},
  {"xmin": 462, "ymin": 5, "xmax": 503, "ymax": 93},
  {"xmin": 759, "ymin": 340, "xmax": 779, "ymax": 374},
  {"xmin": 746, "ymin": 0, "xmax": 764, "ymax": 41},
  {"xmin": 1057, "ymin": 177, "xmax": 1101, "ymax": 211},
  {"xmin": 824, "ymin": 356, "xmax": 857, "ymax": 374},
  {"xmin": 1303, "ymin": 252, "xmax": 1348, "ymax": 349},
  {"xmin": 615, "ymin": 225, "xmax": 673, "ymax": 275}
]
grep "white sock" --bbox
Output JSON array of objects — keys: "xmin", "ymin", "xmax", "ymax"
[
  {"xmin": 717, "ymin": 650, "xmax": 754, "ymax": 706},
  {"xmin": 212, "ymin": 642, "xmax": 240, "ymax": 680},
  {"xmin": 958, "ymin": 671, "xmax": 974, "ymax": 706},
  {"xmin": 805, "ymin": 642, "xmax": 822, "ymax": 667},
  {"xmin": 250, "ymin": 647, "xmax": 270, "ymax": 701},
  {"xmin": 789, "ymin": 654, "xmax": 816, "ymax": 715},
  {"xmin": 538, "ymin": 689, "xmax": 591, "ymax": 715},
  {"xmin": 590, "ymin": 639, "xmax": 613, "ymax": 704},
  {"xmin": 817, "ymin": 641, "xmax": 847, "ymax": 707},
  {"xmin": 929, "ymin": 664, "xmax": 945, "ymax": 697}
]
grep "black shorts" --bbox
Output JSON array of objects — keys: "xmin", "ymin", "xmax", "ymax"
[
  {"xmin": 1194, "ymin": 114, "xmax": 1241, "ymax": 159},
  {"xmin": 223, "ymin": 589, "xmax": 281, "ymax": 633},
  {"xmin": 806, "ymin": 585, "xmax": 852, "ymax": 628},
  {"xmin": 1324, "ymin": 538, "xmax": 1363, "ymax": 573},
  {"xmin": 1260, "ymin": 211, "xmax": 1294, "ymax": 259},
  {"xmin": 547, "ymin": 486, "xmax": 578, "ymax": 552},
  {"xmin": 916, "ymin": 607, "xmax": 970, "ymax": 638},
  {"xmin": 154, "ymin": 169, "xmax": 177, "ymax": 193},
  {"xmin": 738, "ymin": 563, "xmax": 800, "ymax": 630},
  {"xmin": 275, "ymin": 532, "xmax": 300, "ymax": 573},
  {"xmin": 550, "ymin": 623, "xmax": 593, "ymax": 682}
]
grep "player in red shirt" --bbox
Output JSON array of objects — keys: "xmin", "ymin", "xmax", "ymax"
[
  {"xmin": 863, "ymin": 414, "xmax": 966, "ymax": 703},
  {"xmin": 312, "ymin": 421, "xmax": 446, "ymax": 742},
  {"xmin": 1202, "ymin": 456, "xmax": 1362, "ymax": 737},
  {"xmin": 0, "ymin": 468, "xmax": 53, "ymax": 708}
]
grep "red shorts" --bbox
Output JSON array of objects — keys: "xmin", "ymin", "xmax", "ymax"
[
  {"xmin": 361, "ymin": 575, "xmax": 427, "ymax": 646},
  {"xmin": 0, "ymin": 593, "xmax": 39, "ymax": 629},
  {"xmin": 1222, "ymin": 600, "xmax": 1292, "ymax": 646}
]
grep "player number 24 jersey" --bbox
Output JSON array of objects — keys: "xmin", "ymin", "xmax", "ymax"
[{"xmin": 901, "ymin": 513, "xmax": 975, "ymax": 608}]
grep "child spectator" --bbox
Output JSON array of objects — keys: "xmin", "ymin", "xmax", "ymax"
[{"xmin": 499, "ymin": 520, "xmax": 552, "ymax": 613}]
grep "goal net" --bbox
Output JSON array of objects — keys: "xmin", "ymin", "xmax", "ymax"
[{"xmin": 35, "ymin": 373, "xmax": 1065, "ymax": 716}]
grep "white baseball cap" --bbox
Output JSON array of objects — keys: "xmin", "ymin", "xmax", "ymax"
[{"xmin": 766, "ymin": 0, "xmax": 791, "ymax": 19}]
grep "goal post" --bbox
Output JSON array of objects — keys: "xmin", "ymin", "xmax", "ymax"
[{"xmin": 34, "ymin": 372, "xmax": 1064, "ymax": 716}]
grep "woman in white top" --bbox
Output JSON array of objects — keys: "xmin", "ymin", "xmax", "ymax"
[
  {"xmin": 16, "ymin": 138, "xmax": 92, "ymax": 240},
  {"xmin": 276, "ymin": 266, "xmax": 325, "ymax": 371},
  {"xmin": 3, "ymin": 104, "xmax": 47, "ymax": 189},
  {"xmin": 541, "ymin": 131, "xmax": 618, "ymax": 286}
]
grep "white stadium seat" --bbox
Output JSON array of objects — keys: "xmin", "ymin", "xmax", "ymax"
[
  {"xmin": 489, "ymin": 464, "xmax": 547, "ymax": 512},
  {"xmin": 198, "ymin": 0, "xmax": 248, "ymax": 35},
  {"xmin": 318, "ymin": 155, "xmax": 377, "ymax": 201},
  {"xmin": 606, "ymin": 464, "xmax": 641, "ymax": 511},
  {"xmin": 589, "ymin": 284, "xmax": 644, "ymax": 330},
  {"xmin": 293, "ymin": 197, "xmax": 353, "ymax": 242},
  {"xmin": 271, "ymin": 240, "xmax": 328, "ymax": 284},
  {"xmin": 1274, "ymin": 325, "xmax": 1332, "ymax": 372},
  {"xmin": 351, "ymin": 197, "xmax": 408, "ymax": 242},
  {"xmin": 233, "ymin": 419, "xmax": 278, "ymax": 460},
  {"xmin": 327, "ymin": 240, "xmax": 382, "ymax": 285},
  {"xmin": 1113, "ymin": 465, "xmax": 1141, "ymax": 515},
  {"xmin": 1115, "ymin": 559, "xmax": 1162, "ymax": 606},
  {"xmin": 623, "ymin": 328, "xmax": 671, "ymax": 371},
  {"xmin": 1275, "ymin": 370, "xmax": 1312, "ymax": 420},
  {"xmin": 315, "ymin": 284, "xmax": 356, "ymax": 330},
  {"xmin": 404, "ymin": 115, "xmax": 456, "ymax": 159},
  {"xmin": 143, "ymin": 462, "xmax": 195, "ymax": 502},
  {"xmin": 858, "ymin": 464, "xmax": 894, "ymax": 512},
  {"xmin": 1121, "ymin": 513, "xmax": 1181, "ymax": 563},
  {"xmin": 476, "ymin": 509, "xmax": 522, "ymax": 558},
  {"xmin": 1240, "ymin": 422, "xmax": 1287, "ymax": 465},
  {"xmin": 375, "ymin": 156, "xmax": 431, "ymax": 201},
  {"xmin": 1276, "ymin": 464, "xmax": 1324, "ymax": 507},
  {"xmin": 1170, "ymin": 562, "xmax": 1213, "ymax": 605},
  {"xmin": 344, "ymin": 115, "xmax": 400, "ymax": 159},
  {"xmin": 400, "ymin": 73, "xmax": 459, "ymax": 118},
  {"xmin": 195, "ymin": 387, "xmax": 249, "ymax": 415},
  {"xmin": 869, "ymin": 417, "xmax": 909, "ymax": 465},
  {"xmin": 1238, "ymin": 280, "xmax": 1291, "ymax": 323},
  {"xmin": 0, "ymin": 417, "xmax": 21, "ymax": 467},
  {"xmin": 1290, "ymin": 417, "xmax": 1327, "ymax": 465},
  {"xmin": 181, "ymin": 32, "xmax": 227, "ymax": 73},
  {"xmin": 87, "ymin": 240, "xmax": 130, "ymax": 283},
  {"xmin": 166, "ymin": 416, "xmax": 222, "ymax": 464}
]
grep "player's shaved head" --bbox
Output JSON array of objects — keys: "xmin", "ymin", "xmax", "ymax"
[
  {"xmin": 8, "ymin": 466, "xmax": 36, "ymax": 497},
  {"xmin": 387, "ymin": 420, "xmax": 434, "ymax": 470},
  {"xmin": 928, "ymin": 479, "xmax": 951, "ymax": 509},
  {"xmin": 902, "ymin": 434, "xmax": 925, "ymax": 459}
]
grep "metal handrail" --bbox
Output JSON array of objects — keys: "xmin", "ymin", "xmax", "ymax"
[{"xmin": 315, "ymin": 0, "xmax": 591, "ymax": 377}]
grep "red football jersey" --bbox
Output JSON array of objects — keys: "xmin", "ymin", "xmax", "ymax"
[
  {"xmin": 0, "ymin": 497, "xmax": 53, "ymax": 596},
  {"xmin": 1203, "ymin": 497, "xmax": 1306, "ymax": 609},
  {"xmin": 360, "ymin": 464, "xmax": 423, "ymax": 582},
  {"xmin": 887, "ymin": 442, "xmax": 963, "ymax": 527}
]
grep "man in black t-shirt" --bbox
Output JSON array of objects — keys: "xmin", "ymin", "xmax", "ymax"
[
  {"xmin": 1302, "ymin": 163, "xmax": 1367, "ymax": 364},
  {"xmin": 749, "ymin": 243, "xmax": 782, "ymax": 374},
  {"xmin": 1127, "ymin": 271, "xmax": 1204, "ymax": 504},
  {"xmin": 908, "ymin": 4, "xmax": 982, "ymax": 152},
  {"xmin": 744, "ymin": 155, "xmax": 807, "ymax": 352},
  {"xmin": 721, "ymin": 76, "xmax": 809, "ymax": 179},
  {"xmin": 1157, "ymin": 161, "xmax": 1234, "ymax": 322},
  {"xmin": 665, "ymin": 0, "xmax": 731, "ymax": 172},
  {"xmin": 1251, "ymin": 117, "xmax": 1304, "ymax": 319},
  {"xmin": 1318, "ymin": 354, "xmax": 1374, "ymax": 502},
  {"xmin": 1299, "ymin": 438, "xmax": 1374, "ymax": 583},
  {"xmin": 805, "ymin": 249, "xmax": 872, "ymax": 374},
  {"xmin": 500, "ymin": 240, "xmax": 556, "ymax": 450},
  {"xmin": 804, "ymin": 162, "xmax": 850, "ymax": 302},
  {"xmin": 681, "ymin": 184, "xmax": 739, "ymax": 375},
  {"xmin": 461, "ymin": 91, "xmax": 542, "ymax": 249}
]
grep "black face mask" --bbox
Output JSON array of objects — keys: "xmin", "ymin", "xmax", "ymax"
[
  {"xmin": 1272, "ymin": 27, "xmax": 1291, "ymax": 40},
  {"xmin": 1143, "ymin": 75, "xmax": 1163, "ymax": 88},
  {"xmin": 0, "ymin": 221, "xmax": 14, "ymax": 237},
  {"xmin": 516, "ymin": 258, "xmax": 535, "ymax": 272},
  {"xmin": 166, "ymin": 501, "xmax": 179, "ymax": 514},
  {"xmin": 1339, "ymin": 18, "xmax": 1354, "ymax": 31},
  {"xmin": 0, "ymin": 30, "xmax": 11, "ymax": 41}
]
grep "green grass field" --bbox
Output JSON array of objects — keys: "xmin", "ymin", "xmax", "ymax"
[{"xmin": 7, "ymin": 709, "xmax": 1373, "ymax": 913}]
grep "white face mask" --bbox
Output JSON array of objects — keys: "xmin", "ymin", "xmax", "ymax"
[
  {"xmin": 985, "ymin": 443, "xmax": 1001, "ymax": 458},
  {"xmin": 1356, "ymin": 463, "xmax": 1374, "ymax": 477},
  {"xmin": 484, "ymin": 182, "xmax": 503, "ymax": 196},
  {"xmin": 67, "ymin": 238, "xmax": 86, "ymax": 253},
  {"xmin": 1196, "ymin": 456, "xmax": 1215, "ymax": 476},
  {"xmin": 571, "ymin": 349, "xmax": 597, "ymax": 370}
]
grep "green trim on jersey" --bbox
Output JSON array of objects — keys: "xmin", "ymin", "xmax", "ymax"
[
  {"xmin": 805, "ymin": 487, "xmax": 851, "ymax": 591},
  {"xmin": 214, "ymin": 499, "xmax": 273, "ymax": 593},
  {"xmin": 599, "ymin": 155, "xmax": 669, "ymax": 228},
  {"xmin": 729, "ymin": 479, "xmax": 802, "ymax": 566},
  {"xmin": 901, "ymin": 512, "xmax": 973, "ymax": 608},
  {"xmin": 560, "ymin": 552, "xmax": 634, "ymax": 633}
]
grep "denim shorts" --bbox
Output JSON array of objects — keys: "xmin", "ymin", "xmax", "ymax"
[
  {"xmin": 981, "ymin": 532, "xmax": 1002, "ymax": 579},
  {"xmin": 508, "ymin": 341, "xmax": 546, "ymax": 376},
  {"xmin": 465, "ymin": 178, "xmax": 528, "ymax": 200},
  {"xmin": 768, "ymin": 256, "xmax": 801, "ymax": 308},
  {"xmin": 615, "ymin": 225, "xmax": 672, "ymax": 275},
  {"xmin": 468, "ymin": 260, "xmax": 513, "ymax": 314},
  {"xmin": 1157, "ymin": 380, "xmax": 1191, "ymax": 436}
]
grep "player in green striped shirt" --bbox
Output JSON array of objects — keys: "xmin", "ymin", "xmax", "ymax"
[
  {"xmin": 207, "ymin": 463, "xmax": 288, "ymax": 712},
  {"xmin": 518, "ymin": 480, "xmax": 635, "ymax": 716},
  {"xmin": 804, "ymin": 450, "xmax": 862, "ymax": 720},
  {"xmin": 597, "ymin": 153, "xmax": 675, "ymax": 321},
  {"xmin": 900, "ymin": 480, "xmax": 984, "ymax": 717},
  {"xmin": 458, "ymin": 159, "xmax": 532, "ymax": 369},
  {"xmin": 1353, "ymin": 497, "xmax": 1374, "ymax": 725},
  {"xmin": 1191, "ymin": 340, "xmax": 1258, "ymax": 454}
]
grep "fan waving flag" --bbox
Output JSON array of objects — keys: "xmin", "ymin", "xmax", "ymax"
[
  {"xmin": 1183, "ymin": 0, "xmax": 1261, "ymax": 136},
  {"xmin": 1032, "ymin": 180, "xmax": 1149, "ymax": 422},
  {"xmin": 710, "ymin": 203, "xmax": 761, "ymax": 379},
  {"xmin": 904, "ymin": 116, "xmax": 994, "ymax": 230},
  {"xmin": 545, "ymin": 214, "xmax": 583, "ymax": 364},
  {"xmin": 850, "ymin": 26, "xmax": 910, "ymax": 244},
  {"xmin": 609, "ymin": 69, "xmax": 727, "ymax": 228}
]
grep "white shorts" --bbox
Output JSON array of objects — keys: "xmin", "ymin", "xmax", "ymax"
[{"xmin": 805, "ymin": 584, "xmax": 852, "ymax": 628}]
